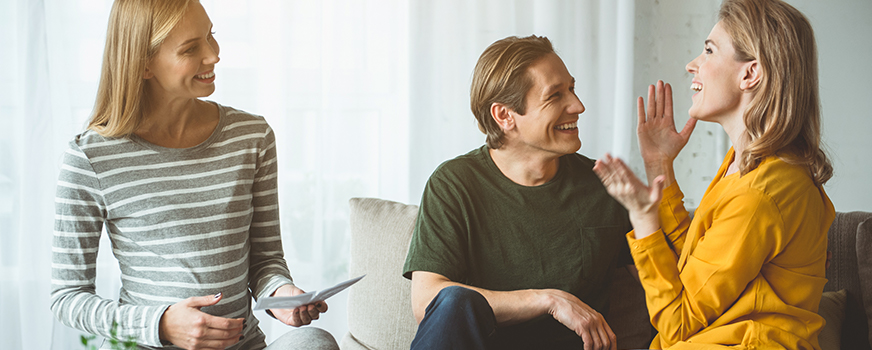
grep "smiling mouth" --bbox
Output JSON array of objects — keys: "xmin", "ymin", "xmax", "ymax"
[
  {"xmin": 555, "ymin": 121, "xmax": 577, "ymax": 130},
  {"xmin": 691, "ymin": 82, "xmax": 702, "ymax": 92},
  {"xmin": 195, "ymin": 71, "xmax": 215, "ymax": 79}
]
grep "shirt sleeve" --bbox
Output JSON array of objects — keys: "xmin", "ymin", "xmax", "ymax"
[
  {"xmin": 248, "ymin": 125, "xmax": 294, "ymax": 301},
  {"xmin": 50, "ymin": 142, "xmax": 169, "ymax": 347},
  {"xmin": 628, "ymin": 184, "xmax": 784, "ymax": 347},
  {"xmin": 402, "ymin": 169, "xmax": 469, "ymax": 282}
]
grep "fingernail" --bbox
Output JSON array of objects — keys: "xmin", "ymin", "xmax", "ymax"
[{"xmin": 214, "ymin": 292, "xmax": 222, "ymax": 299}]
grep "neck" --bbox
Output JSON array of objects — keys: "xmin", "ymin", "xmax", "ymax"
[
  {"xmin": 489, "ymin": 146, "xmax": 561, "ymax": 187},
  {"xmin": 139, "ymin": 82, "xmax": 205, "ymax": 137},
  {"xmin": 719, "ymin": 108, "xmax": 750, "ymax": 176}
]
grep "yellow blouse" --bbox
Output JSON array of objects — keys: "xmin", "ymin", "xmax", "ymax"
[{"xmin": 628, "ymin": 148, "xmax": 835, "ymax": 350}]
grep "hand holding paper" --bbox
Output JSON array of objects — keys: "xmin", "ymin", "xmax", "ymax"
[{"xmin": 255, "ymin": 275, "xmax": 365, "ymax": 311}]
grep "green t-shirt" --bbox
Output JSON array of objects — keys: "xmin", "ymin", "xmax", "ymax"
[{"xmin": 403, "ymin": 146, "xmax": 631, "ymax": 341}]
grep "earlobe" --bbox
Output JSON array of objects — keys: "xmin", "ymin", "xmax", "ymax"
[
  {"xmin": 142, "ymin": 67, "xmax": 153, "ymax": 80},
  {"xmin": 490, "ymin": 103, "xmax": 515, "ymax": 131},
  {"xmin": 740, "ymin": 60, "xmax": 761, "ymax": 90}
]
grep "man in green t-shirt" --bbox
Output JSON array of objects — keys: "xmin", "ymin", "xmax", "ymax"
[{"xmin": 402, "ymin": 35, "xmax": 631, "ymax": 350}]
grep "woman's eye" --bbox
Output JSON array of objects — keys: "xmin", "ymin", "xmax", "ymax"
[
  {"xmin": 705, "ymin": 47, "xmax": 713, "ymax": 54},
  {"xmin": 185, "ymin": 46, "xmax": 197, "ymax": 54}
]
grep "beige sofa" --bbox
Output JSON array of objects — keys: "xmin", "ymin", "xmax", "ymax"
[{"xmin": 339, "ymin": 197, "xmax": 872, "ymax": 350}]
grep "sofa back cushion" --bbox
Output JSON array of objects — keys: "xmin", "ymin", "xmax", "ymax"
[
  {"xmin": 342, "ymin": 198, "xmax": 419, "ymax": 349},
  {"xmin": 825, "ymin": 211, "xmax": 872, "ymax": 350}
]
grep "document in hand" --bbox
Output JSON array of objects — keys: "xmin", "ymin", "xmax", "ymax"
[{"xmin": 253, "ymin": 275, "xmax": 365, "ymax": 310}]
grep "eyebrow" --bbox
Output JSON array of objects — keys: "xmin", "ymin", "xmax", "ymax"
[
  {"xmin": 177, "ymin": 37, "xmax": 199, "ymax": 49},
  {"xmin": 705, "ymin": 39, "xmax": 717, "ymax": 47},
  {"xmin": 543, "ymin": 77, "xmax": 576, "ymax": 97},
  {"xmin": 176, "ymin": 24, "xmax": 214, "ymax": 49}
]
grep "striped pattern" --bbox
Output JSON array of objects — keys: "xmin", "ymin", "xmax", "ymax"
[{"xmin": 50, "ymin": 104, "xmax": 293, "ymax": 348}]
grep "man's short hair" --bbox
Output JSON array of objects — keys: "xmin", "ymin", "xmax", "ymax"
[{"xmin": 470, "ymin": 35, "xmax": 555, "ymax": 149}]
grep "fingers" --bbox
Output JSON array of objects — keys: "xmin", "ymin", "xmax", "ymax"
[
  {"xmin": 204, "ymin": 314, "xmax": 244, "ymax": 331},
  {"xmin": 185, "ymin": 292, "xmax": 224, "ymax": 309},
  {"xmin": 655, "ymin": 80, "xmax": 665, "ymax": 119},
  {"xmin": 637, "ymin": 97, "xmax": 646, "ymax": 125},
  {"xmin": 580, "ymin": 328, "xmax": 594, "ymax": 350},
  {"xmin": 649, "ymin": 175, "xmax": 666, "ymax": 203},
  {"xmin": 679, "ymin": 116, "xmax": 698, "ymax": 140},
  {"xmin": 646, "ymin": 84, "xmax": 656, "ymax": 122},
  {"xmin": 664, "ymin": 82, "xmax": 674, "ymax": 119}
]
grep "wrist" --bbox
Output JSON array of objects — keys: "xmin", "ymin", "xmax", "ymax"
[{"xmin": 629, "ymin": 209, "xmax": 660, "ymax": 239}]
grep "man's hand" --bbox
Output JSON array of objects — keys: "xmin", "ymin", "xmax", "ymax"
[
  {"xmin": 539, "ymin": 289, "xmax": 617, "ymax": 350},
  {"xmin": 268, "ymin": 284, "xmax": 328, "ymax": 327},
  {"xmin": 159, "ymin": 293, "xmax": 245, "ymax": 350}
]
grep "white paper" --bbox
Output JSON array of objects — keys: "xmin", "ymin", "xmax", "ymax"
[{"xmin": 253, "ymin": 275, "xmax": 365, "ymax": 310}]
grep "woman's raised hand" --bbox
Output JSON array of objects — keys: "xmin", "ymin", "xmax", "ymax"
[
  {"xmin": 593, "ymin": 154, "xmax": 664, "ymax": 239},
  {"xmin": 637, "ymin": 81, "xmax": 697, "ymax": 183},
  {"xmin": 159, "ymin": 293, "xmax": 245, "ymax": 350}
]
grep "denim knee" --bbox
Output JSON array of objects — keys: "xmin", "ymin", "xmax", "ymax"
[{"xmin": 427, "ymin": 286, "xmax": 491, "ymax": 315}]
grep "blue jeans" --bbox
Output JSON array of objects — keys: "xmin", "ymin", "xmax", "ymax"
[
  {"xmin": 411, "ymin": 286, "xmax": 496, "ymax": 350},
  {"xmin": 411, "ymin": 286, "xmax": 584, "ymax": 350}
]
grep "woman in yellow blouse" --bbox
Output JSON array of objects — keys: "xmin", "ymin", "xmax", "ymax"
[{"xmin": 593, "ymin": 0, "xmax": 834, "ymax": 349}]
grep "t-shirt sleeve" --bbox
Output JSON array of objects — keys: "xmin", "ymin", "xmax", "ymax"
[{"xmin": 402, "ymin": 168, "xmax": 469, "ymax": 282}]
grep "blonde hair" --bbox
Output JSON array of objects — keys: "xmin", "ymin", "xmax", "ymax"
[
  {"xmin": 470, "ymin": 35, "xmax": 554, "ymax": 149},
  {"xmin": 719, "ymin": 0, "xmax": 832, "ymax": 186},
  {"xmin": 87, "ymin": 0, "xmax": 192, "ymax": 138}
]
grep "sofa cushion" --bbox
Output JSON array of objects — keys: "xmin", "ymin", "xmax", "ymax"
[
  {"xmin": 341, "ymin": 198, "xmax": 419, "ymax": 350},
  {"xmin": 818, "ymin": 289, "xmax": 847, "ymax": 350},
  {"xmin": 824, "ymin": 211, "xmax": 872, "ymax": 350},
  {"xmin": 853, "ymin": 215, "xmax": 872, "ymax": 348}
]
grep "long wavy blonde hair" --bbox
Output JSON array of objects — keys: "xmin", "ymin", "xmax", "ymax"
[
  {"xmin": 87, "ymin": 0, "xmax": 191, "ymax": 138},
  {"xmin": 720, "ymin": 0, "xmax": 833, "ymax": 186}
]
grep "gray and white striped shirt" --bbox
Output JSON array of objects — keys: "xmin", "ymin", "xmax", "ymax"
[{"xmin": 50, "ymin": 103, "xmax": 293, "ymax": 348}]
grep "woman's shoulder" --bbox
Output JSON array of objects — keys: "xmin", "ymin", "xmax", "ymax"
[
  {"xmin": 736, "ymin": 155, "xmax": 823, "ymax": 210},
  {"xmin": 66, "ymin": 129, "xmax": 139, "ymax": 159},
  {"xmin": 215, "ymin": 103, "xmax": 268, "ymax": 125}
]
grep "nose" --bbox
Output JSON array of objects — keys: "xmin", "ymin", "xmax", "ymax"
[
  {"xmin": 686, "ymin": 53, "xmax": 702, "ymax": 74},
  {"xmin": 205, "ymin": 39, "xmax": 220, "ymax": 65},
  {"xmin": 569, "ymin": 92, "xmax": 585, "ymax": 115}
]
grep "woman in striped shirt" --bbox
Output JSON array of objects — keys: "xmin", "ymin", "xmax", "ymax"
[{"xmin": 50, "ymin": 1, "xmax": 338, "ymax": 349}]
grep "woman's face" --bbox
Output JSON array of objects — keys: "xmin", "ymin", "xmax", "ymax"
[
  {"xmin": 144, "ymin": 1, "xmax": 220, "ymax": 101},
  {"xmin": 685, "ymin": 21, "xmax": 748, "ymax": 123}
]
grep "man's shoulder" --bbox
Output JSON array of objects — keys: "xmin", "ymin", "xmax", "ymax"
[{"xmin": 430, "ymin": 146, "xmax": 491, "ymax": 180}]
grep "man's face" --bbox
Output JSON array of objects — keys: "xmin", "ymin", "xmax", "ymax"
[{"xmin": 508, "ymin": 53, "xmax": 585, "ymax": 157}]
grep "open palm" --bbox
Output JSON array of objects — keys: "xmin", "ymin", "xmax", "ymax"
[{"xmin": 638, "ymin": 81, "xmax": 696, "ymax": 167}]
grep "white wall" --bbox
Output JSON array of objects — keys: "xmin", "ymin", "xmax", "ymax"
[{"xmin": 634, "ymin": 0, "xmax": 872, "ymax": 211}]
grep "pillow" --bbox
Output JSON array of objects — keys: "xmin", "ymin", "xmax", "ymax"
[
  {"xmin": 817, "ymin": 289, "xmax": 847, "ymax": 350},
  {"xmin": 853, "ymin": 216, "xmax": 872, "ymax": 347},
  {"xmin": 340, "ymin": 198, "xmax": 419, "ymax": 350}
]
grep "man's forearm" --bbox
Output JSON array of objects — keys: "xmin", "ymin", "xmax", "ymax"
[{"xmin": 410, "ymin": 271, "xmax": 549, "ymax": 326}]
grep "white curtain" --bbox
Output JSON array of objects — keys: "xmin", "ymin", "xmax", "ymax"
[{"xmin": 1, "ymin": 0, "xmax": 633, "ymax": 349}]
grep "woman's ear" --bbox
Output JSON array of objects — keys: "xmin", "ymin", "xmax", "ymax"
[
  {"xmin": 142, "ymin": 66, "xmax": 153, "ymax": 80},
  {"xmin": 740, "ymin": 60, "xmax": 761, "ymax": 90},
  {"xmin": 490, "ymin": 102, "xmax": 515, "ymax": 131}
]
